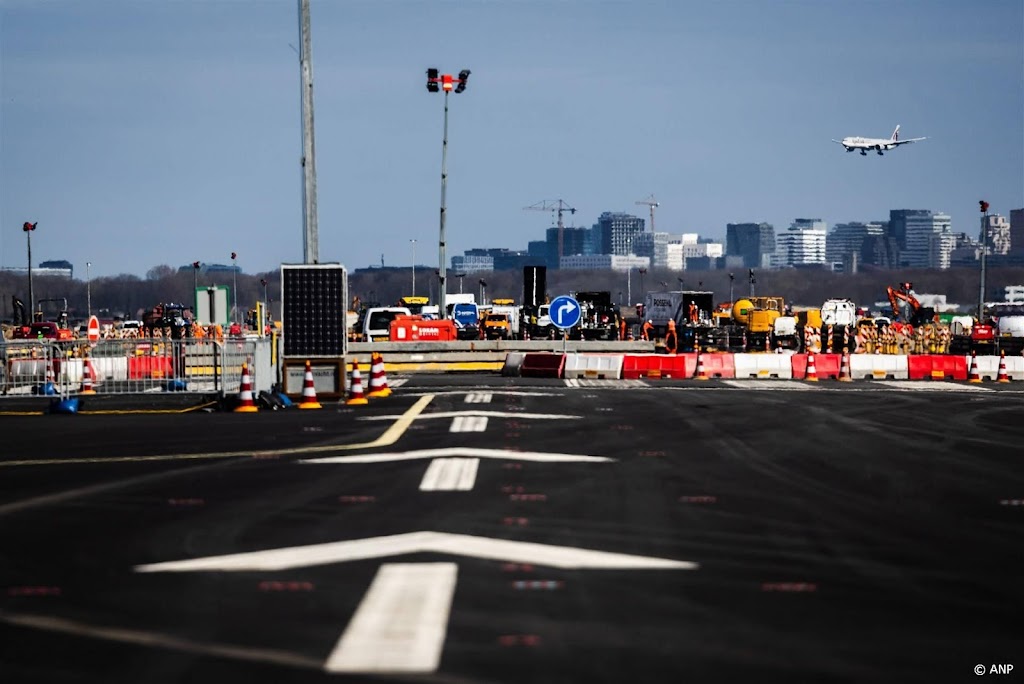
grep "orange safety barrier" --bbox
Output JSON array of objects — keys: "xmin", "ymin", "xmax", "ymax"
[
  {"xmin": 791, "ymin": 353, "xmax": 842, "ymax": 380},
  {"xmin": 907, "ymin": 355, "xmax": 968, "ymax": 381},
  {"xmin": 519, "ymin": 353, "xmax": 565, "ymax": 378},
  {"xmin": 621, "ymin": 354, "xmax": 697, "ymax": 379},
  {"xmin": 696, "ymin": 353, "xmax": 736, "ymax": 378},
  {"xmin": 128, "ymin": 356, "xmax": 174, "ymax": 379}
]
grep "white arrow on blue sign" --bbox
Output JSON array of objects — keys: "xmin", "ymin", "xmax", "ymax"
[{"xmin": 549, "ymin": 295, "xmax": 581, "ymax": 329}]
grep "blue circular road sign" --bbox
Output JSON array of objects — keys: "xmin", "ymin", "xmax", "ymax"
[{"xmin": 549, "ymin": 295, "xmax": 582, "ymax": 330}]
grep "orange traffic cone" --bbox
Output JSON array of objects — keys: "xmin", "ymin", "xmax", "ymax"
[
  {"xmin": 997, "ymin": 350, "xmax": 1010, "ymax": 383},
  {"xmin": 694, "ymin": 349, "xmax": 709, "ymax": 380},
  {"xmin": 234, "ymin": 361, "xmax": 259, "ymax": 413},
  {"xmin": 805, "ymin": 351, "xmax": 819, "ymax": 382},
  {"xmin": 80, "ymin": 358, "xmax": 97, "ymax": 395},
  {"xmin": 345, "ymin": 360, "xmax": 368, "ymax": 406},
  {"xmin": 838, "ymin": 349, "xmax": 852, "ymax": 382},
  {"xmin": 299, "ymin": 360, "xmax": 323, "ymax": 409},
  {"xmin": 367, "ymin": 352, "xmax": 391, "ymax": 398},
  {"xmin": 968, "ymin": 350, "xmax": 982, "ymax": 383}
]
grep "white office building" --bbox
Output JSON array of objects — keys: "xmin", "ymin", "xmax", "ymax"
[
  {"xmin": 903, "ymin": 212, "xmax": 952, "ymax": 268},
  {"xmin": 775, "ymin": 219, "xmax": 827, "ymax": 267},
  {"xmin": 450, "ymin": 254, "xmax": 494, "ymax": 273},
  {"xmin": 633, "ymin": 232, "xmax": 672, "ymax": 269},
  {"xmin": 560, "ymin": 254, "xmax": 651, "ymax": 271},
  {"xmin": 666, "ymin": 243, "xmax": 684, "ymax": 271}
]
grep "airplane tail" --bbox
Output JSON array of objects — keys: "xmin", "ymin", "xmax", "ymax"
[{"xmin": 891, "ymin": 125, "xmax": 900, "ymax": 141}]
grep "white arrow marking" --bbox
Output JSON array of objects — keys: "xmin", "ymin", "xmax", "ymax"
[
  {"xmin": 449, "ymin": 416, "xmax": 488, "ymax": 433},
  {"xmin": 325, "ymin": 563, "xmax": 457, "ymax": 674},
  {"xmin": 556, "ymin": 301, "xmax": 577, "ymax": 326},
  {"xmin": 419, "ymin": 458, "xmax": 479, "ymax": 491},
  {"xmin": 134, "ymin": 531, "xmax": 697, "ymax": 573},
  {"xmin": 463, "ymin": 392, "xmax": 492, "ymax": 403},
  {"xmin": 359, "ymin": 411, "xmax": 579, "ymax": 421},
  {"xmin": 300, "ymin": 447, "xmax": 612, "ymax": 465}
]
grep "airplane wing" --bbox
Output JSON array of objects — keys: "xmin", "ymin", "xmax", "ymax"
[{"xmin": 891, "ymin": 137, "xmax": 927, "ymax": 146}]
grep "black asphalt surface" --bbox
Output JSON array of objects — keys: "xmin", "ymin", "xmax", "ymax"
[{"xmin": 1, "ymin": 376, "xmax": 1022, "ymax": 683}]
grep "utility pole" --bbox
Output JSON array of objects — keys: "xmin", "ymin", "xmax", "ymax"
[
  {"xmin": 87, "ymin": 261, "xmax": 92, "ymax": 318},
  {"xmin": 978, "ymin": 200, "xmax": 989, "ymax": 321},
  {"xmin": 298, "ymin": 0, "xmax": 319, "ymax": 264},
  {"xmin": 23, "ymin": 222, "xmax": 36, "ymax": 317},
  {"xmin": 426, "ymin": 68, "xmax": 471, "ymax": 319}
]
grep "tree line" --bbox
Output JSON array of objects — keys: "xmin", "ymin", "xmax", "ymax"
[{"xmin": 1, "ymin": 264, "xmax": 1022, "ymax": 323}]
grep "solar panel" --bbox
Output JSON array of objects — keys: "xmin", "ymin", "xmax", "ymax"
[{"xmin": 281, "ymin": 264, "xmax": 347, "ymax": 358}]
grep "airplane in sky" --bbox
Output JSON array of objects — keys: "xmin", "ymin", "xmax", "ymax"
[{"xmin": 832, "ymin": 125, "xmax": 927, "ymax": 155}]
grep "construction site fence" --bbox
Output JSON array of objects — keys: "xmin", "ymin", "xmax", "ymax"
[{"xmin": 0, "ymin": 338, "xmax": 275, "ymax": 398}]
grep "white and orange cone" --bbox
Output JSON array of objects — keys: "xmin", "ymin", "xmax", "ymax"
[
  {"xmin": 694, "ymin": 349, "xmax": 709, "ymax": 380},
  {"xmin": 367, "ymin": 352, "xmax": 391, "ymax": 398},
  {"xmin": 80, "ymin": 358, "xmax": 97, "ymax": 395},
  {"xmin": 968, "ymin": 350, "xmax": 982, "ymax": 383},
  {"xmin": 838, "ymin": 349, "xmax": 852, "ymax": 382},
  {"xmin": 345, "ymin": 360, "xmax": 368, "ymax": 406},
  {"xmin": 299, "ymin": 360, "xmax": 323, "ymax": 409},
  {"xmin": 997, "ymin": 350, "xmax": 1010, "ymax": 383},
  {"xmin": 234, "ymin": 361, "xmax": 259, "ymax": 413},
  {"xmin": 805, "ymin": 351, "xmax": 819, "ymax": 382}
]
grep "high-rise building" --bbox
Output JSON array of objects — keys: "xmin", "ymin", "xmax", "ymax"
[
  {"xmin": 544, "ymin": 226, "xmax": 590, "ymax": 269},
  {"xmin": 775, "ymin": 219, "xmax": 827, "ymax": 268},
  {"xmin": 596, "ymin": 212, "xmax": 645, "ymax": 256},
  {"xmin": 860, "ymin": 235, "xmax": 901, "ymax": 270},
  {"xmin": 827, "ymin": 222, "xmax": 885, "ymax": 270},
  {"xmin": 983, "ymin": 214, "xmax": 1011, "ymax": 255},
  {"xmin": 632, "ymin": 232, "xmax": 671, "ymax": 268},
  {"xmin": 898, "ymin": 210, "xmax": 952, "ymax": 268},
  {"xmin": 726, "ymin": 222, "xmax": 775, "ymax": 268},
  {"xmin": 1010, "ymin": 209, "xmax": 1024, "ymax": 254}
]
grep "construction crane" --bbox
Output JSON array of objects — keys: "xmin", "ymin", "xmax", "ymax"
[
  {"xmin": 635, "ymin": 194, "xmax": 659, "ymax": 232},
  {"xmin": 524, "ymin": 199, "xmax": 576, "ymax": 262}
]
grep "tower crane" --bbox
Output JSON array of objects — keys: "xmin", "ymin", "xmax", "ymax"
[
  {"xmin": 524, "ymin": 199, "xmax": 576, "ymax": 262},
  {"xmin": 635, "ymin": 194, "xmax": 659, "ymax": 232}
]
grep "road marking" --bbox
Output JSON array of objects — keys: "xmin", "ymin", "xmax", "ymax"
[
  {"xmin": 324, "ymin": 563, "xmax": 458, "ymax": 674},
  {"xmin": 0, "ymin": 610, "xmax": 321, "ymax": 670},
  {"xmin": 360, "ymin": 410, "xmax": 578, "ymax": 422},
  {"xmin": 403, "ymin": 390, "xmax": 564, "ymax": 397},
  {"xmin": 419, "ymin": 458, "xmax": 479, "ymax": 491},
  {"xmin": 722, "ymin": 380, "xmax": 816, "ymax": 390},
  {"xmin": 0, "ymin": 395, "xmax": 434, "ymax": 468},
  {"xmin": 866, "ymin": 380, "xmax": 993, "ymax": 392},
  {"xmin": 301, "ymin": 447, "xmax": 612, "ymax": 465},
  {"xmin": 464, "ymin": 392, "xmax": 493, "ymax": 403},
  {"xmin": 387, "ymin": 379, "xmax": 407, "ymax": 388},
  {"xmin": 135, "ymin": 531, "xmax": 697, "ymax": 573},
  {"xmin": 449, "ymin": 415, "xmax": 489, "ymax": 432},
  {"xmin": 564, "ymin": 379, "xmax": 649, "ymax": 388}
]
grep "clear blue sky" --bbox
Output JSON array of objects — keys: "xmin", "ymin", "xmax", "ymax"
[{"xmin": 2, "ymin": 0, "xmax": 1022, "ymax": 278}]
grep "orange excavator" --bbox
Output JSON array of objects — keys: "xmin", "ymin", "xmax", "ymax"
[{"xmin": 886, "ymin": 282, "xmax": 936, "ymax": 332}]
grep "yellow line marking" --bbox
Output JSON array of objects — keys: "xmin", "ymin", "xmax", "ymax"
[{"xmin": 0, "ymin": 395, "xmax": 434, "ymax": 468}]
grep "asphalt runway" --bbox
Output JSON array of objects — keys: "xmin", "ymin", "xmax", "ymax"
[{"xmin": 1, "ymin": 376, "xmax": 1022, "ymax": 683}]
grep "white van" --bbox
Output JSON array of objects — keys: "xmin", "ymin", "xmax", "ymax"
[{"xmin": 361, "ymin": 307, "xmax": 411, "ymax": 342}]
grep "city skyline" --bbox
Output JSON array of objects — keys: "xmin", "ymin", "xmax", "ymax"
[{"xmin": 2, "ymin": 1, "xmax": 1022, "ymax": 278}]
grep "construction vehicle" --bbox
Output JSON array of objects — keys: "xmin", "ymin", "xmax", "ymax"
[
  {"xmin": 571, "ymin": 291, "xmax": 620, "ymax": 341},
  {"xmin": 642, "ymin": 291, "xmax": 714, "ymax": 349},
  {"xmin": 482, "ymin": 312, "xmax": 512, "ymax": 340},
  {"xmin": 11, "ymin": 297, "xmax": 74, "ymax": 341},
  {"xmin": 819, "ymin": 298, "xmax": 858, "ymax": 352},
  {"xmin": 397, "ymin": 296, "xmax": 430, "ymax": 316},
  {"xmin": 886, "ymin": 282, "xmax": 937, "ymax": 329},
  {"xmin": 490, "ymin": 299, "xmax": 522, "ymax": 339},
  {"xmin": 717, "ymin": 296, "xmax": 785, "ymax": 352}
]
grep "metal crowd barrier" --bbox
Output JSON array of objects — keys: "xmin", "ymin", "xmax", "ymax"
[{"xmin": 0, "ymin": 338, "xmax": 272, "ymax": 398}]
